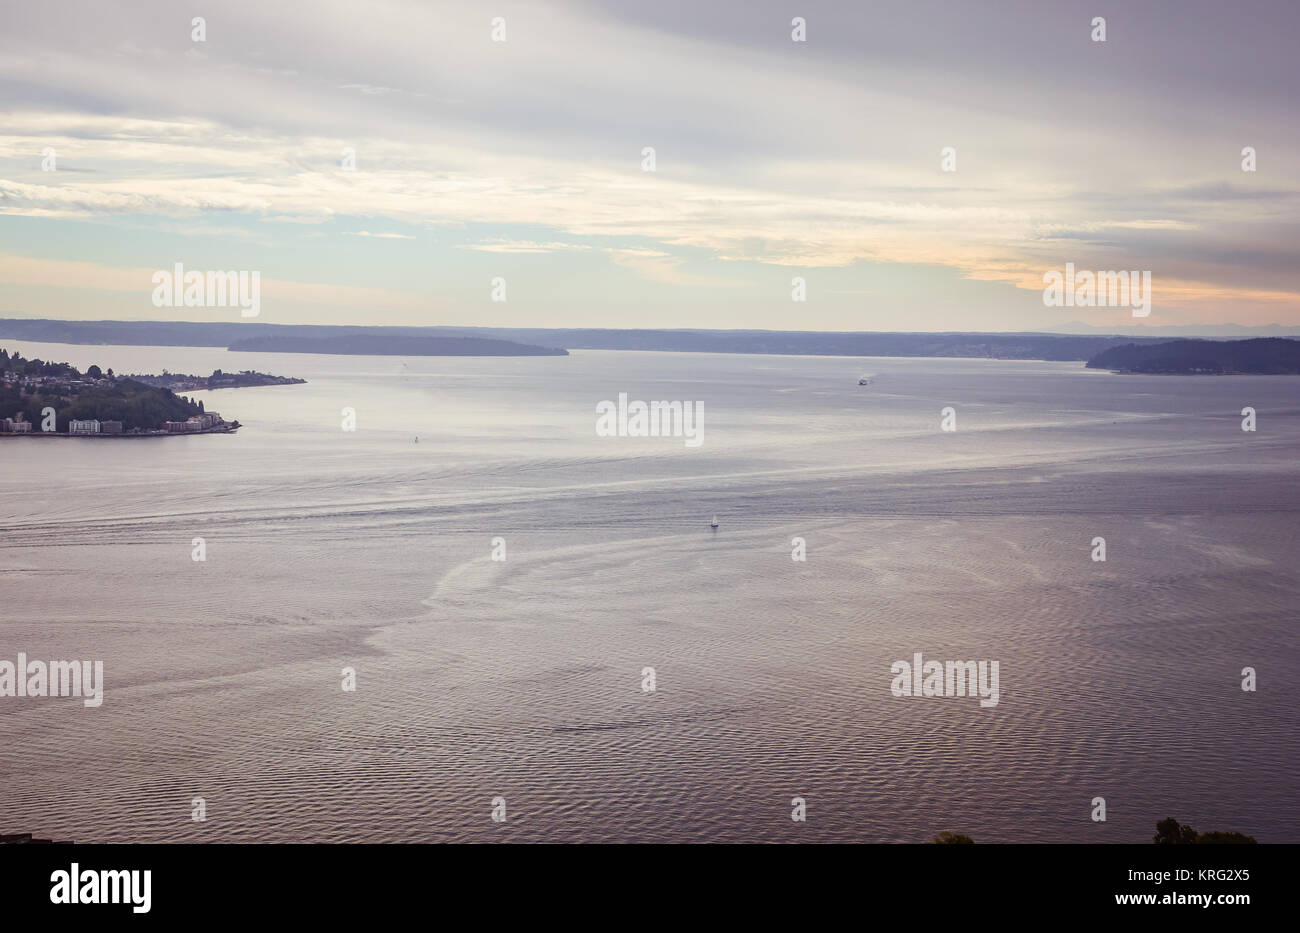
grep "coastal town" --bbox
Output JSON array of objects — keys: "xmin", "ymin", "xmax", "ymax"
[
  {"xmin": 1, "ymin": 410, "xmax": 234, "ymax": 437},
  {"xmin": 0, "ymin": 348, "xmax": 300, "ymax": 437}
]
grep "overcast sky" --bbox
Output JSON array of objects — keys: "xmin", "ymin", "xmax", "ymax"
[{"xmin": 1, "ymin": 0, "xmax": 1296, "ymax": 331}]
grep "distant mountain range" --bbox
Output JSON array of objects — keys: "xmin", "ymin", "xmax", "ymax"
[
  {"xmin": 0, "ymin": 318, "xmax": 1210, "ymax": 361},
  {"xmin": 228, "ymin": 334, "xmax": 569, "ymax": 356},
  {"xmin": 13, "ymin": 317, "xmax": 1291, "ymax": 372},
  {"xmin": 1086, "ymin": 338, "xmax": 1300, "ymax": 374},
  {"xmin": 1039, "ymin": 321, "xmax": 1300, "ymax": 338}
]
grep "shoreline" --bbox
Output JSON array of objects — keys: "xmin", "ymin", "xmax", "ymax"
[{"xmin": 0, "ymin": 424, "xmax": 239, "ymax": 438}]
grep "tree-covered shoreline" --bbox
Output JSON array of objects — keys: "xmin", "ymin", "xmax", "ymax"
[
  {"xmin": 2, "ymin": 348, "xmax": 206, "ymax": 432},
  {"xmin": 1086, "ymin": 337, "xmax": 1300, "ymax": 374}
]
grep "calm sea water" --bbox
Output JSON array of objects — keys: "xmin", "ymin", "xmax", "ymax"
[{"xmin": 1, "ymin": 340, "xmax": 1297, "ymax": 842}]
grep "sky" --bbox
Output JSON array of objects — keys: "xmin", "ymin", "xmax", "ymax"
[{"xmin": 0, "ymin": 0, "xmax": 1297, "ymax": 332}]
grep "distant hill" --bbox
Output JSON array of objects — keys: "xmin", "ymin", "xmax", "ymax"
[
  {"xmin": 1039, "ymin": 321, "xmax": 1300, "ymax": 338},
  {"xmin": 0, "ymin": 319, "xmax": 1194, "ymax": 361},
  {"xmin": 1086, "ymin": 338, "xmax": 1300, "ymax": 374},
  {"xmin": 228, "ymin": 334, "xmax": 568, "ymax": 356}
]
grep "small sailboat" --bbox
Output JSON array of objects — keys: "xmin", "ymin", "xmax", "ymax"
[{"xmin": 710, "ymin": 514, "xmax": 719, "ymax": 529}]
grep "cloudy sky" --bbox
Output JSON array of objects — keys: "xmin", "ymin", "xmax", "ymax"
[{"xmin": 0, "ymin": 0, "xmax": 1296, "ymax": 331}]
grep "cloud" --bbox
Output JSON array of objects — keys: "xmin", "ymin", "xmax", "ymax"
[
  {"xmin": 0, "ymin": 0, "xmax": 1297, "ymax": 327},
  {"xmin": 339, "ymin": 84, "xmax": 404, "ymax": 96},
  {"xmin": 0, "ymin": 252, "xmax": 428, "ymax": 310},
  {"xmin": 458, "ymin": 240, "xmax": 593, "ymax": 254},
  {"xmin": 346, "ymin": 230, "xmax": 415, "ymax": 239}
]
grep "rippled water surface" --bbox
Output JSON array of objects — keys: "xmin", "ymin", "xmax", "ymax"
[{"xmin": 1, "ymin": 341, "xmax": 1297, "ymax": 842}]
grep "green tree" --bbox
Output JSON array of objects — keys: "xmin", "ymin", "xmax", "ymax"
[
  {"xmin": 1195, "ymin": 831, "xmax": 1257, "ymax": 845},
  {"xmin": 1154, "ymin": 818, "xmax": 1256, "ymax": 845},
  {"xmin": 931, "ymin": 831, "xmax": 974, "ymax": 844},
  {"xmin": 1154, "ymin": 818, "xmax": 1198, "ymax": 844}
]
